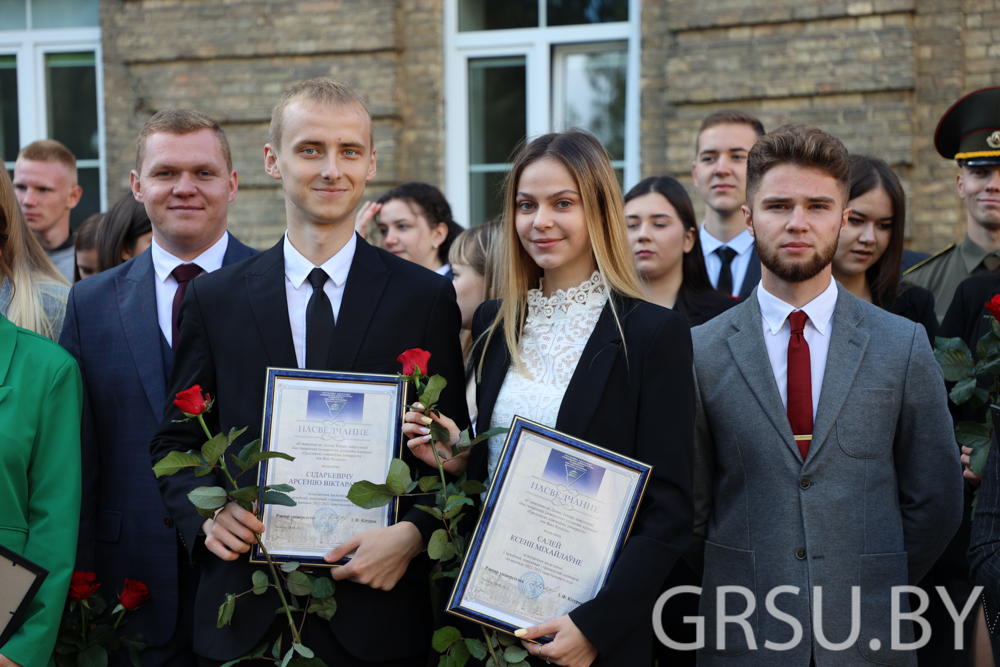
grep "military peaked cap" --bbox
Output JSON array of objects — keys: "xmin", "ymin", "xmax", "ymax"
[{"xmin": 935, "ymin": 87, "xmax": 1000, "ymax": 166}]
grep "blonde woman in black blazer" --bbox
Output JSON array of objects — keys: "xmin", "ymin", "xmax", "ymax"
[{"xmin": 404, "ymin": 130, "xmax": 694, "ymax": 667}]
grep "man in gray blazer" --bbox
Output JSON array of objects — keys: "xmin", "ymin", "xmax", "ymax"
[{"xmin": 688, "ymin": 124, "xmax": 963, "ymax": 666}]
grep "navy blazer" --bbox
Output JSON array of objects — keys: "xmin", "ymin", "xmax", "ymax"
[
  {"xmin": 467, "ymin": 296, "xmax": 695, "ymax": 666},
  {"xmin": 60, "ymin": 235, "xmax": 256, "ymax": 647}
]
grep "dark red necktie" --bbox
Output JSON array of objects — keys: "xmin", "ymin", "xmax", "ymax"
[
  {"xmin": 786, "ymin": 310, "xmax": 812, "ymax": 459},
  {"xmin": 171, "ymin": 263, "xmax": 203, "ymax": 351}
]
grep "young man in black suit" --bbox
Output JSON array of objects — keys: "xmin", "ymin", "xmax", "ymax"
[{"xmin": 151, "ymin": 79, "xmax": 467, "ymax": 667}]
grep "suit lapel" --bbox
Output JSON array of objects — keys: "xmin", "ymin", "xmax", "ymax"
[
  {"xmin": 726, "ymin": 291, "xmax": 800, "ymax": 459},
  {"xmin": 329, "ymin": 236, "xmax": 390, "ymax": 370},
  {"xmin": 118, "ymin": 252, "xmax": 167, "ymax": 418},
  {"xmin": 739, "ymin": 246, "xmax": 761, "ymax": 301},
  {"xmin": 807, "ymin": 287, "xmax": 869, "ymax": 462},
  {"xmin": 476, "ymin": 323, "xmax": 511, "ymax": 437},
  {"xmin": 222, "ymin": 234, "xmax": 255, "ymax": 266},
  {"xmin": 246, "ymin": 242, "xmax": 297, "ymax": 368},
  {"xmin": 555, "ymin": 299, "xmax": 622, "ymax": 436}
]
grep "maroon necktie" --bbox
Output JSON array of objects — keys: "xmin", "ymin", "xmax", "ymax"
[
  {"xmin": 786, "ymin": 310, "xmax": 812, "ymax": 459},
  {"xmin": 171, "ymin": 263, "xmax": 203, "ymax": 351}
]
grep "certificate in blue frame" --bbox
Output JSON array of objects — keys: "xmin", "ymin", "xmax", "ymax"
[
  {"xmin": 251, "ymin": 367, "xmax": 406, "ymax": 568},
  {"xmin": 447, "ymin": 416, "xmax": 651, "ymax": 641}
]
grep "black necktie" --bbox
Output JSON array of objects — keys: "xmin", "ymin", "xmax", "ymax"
[
  {"xmin": 716, "ymin": 246, "xmax": 738, "ymax": 295},
  {"xmin": 305, "ymin": 268, "xmax": 334, "ymax": 369},
  {"xmin": 171, "ymin": 263, "xmax": 203, "ymax": 351}
]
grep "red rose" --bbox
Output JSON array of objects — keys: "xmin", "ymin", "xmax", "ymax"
[
  {"xmin": 68, "ymin": 571, "xmax": 100, "ymax": 602},
  {"xmin": 397, "ymin": 349, "xmax": 432, "ymax": 377},
  {"xmin": 987, "ymin": 295, "xmax": 1000, "ymax": 321},
  {"xmin": 174, "ymin": 385, "xmax": 212, "ymax": 416},
  {"xmin": 119, "ymin": 579, "xmax": 151, "ymax": 610}
]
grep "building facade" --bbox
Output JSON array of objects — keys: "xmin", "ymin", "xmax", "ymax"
[{"xmin": 2, "ymin": 0, "xmax": 997, "ymax": 251}]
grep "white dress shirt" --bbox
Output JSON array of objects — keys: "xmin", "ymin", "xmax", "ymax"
[
  {"xmin": 757, "ymin": 276, "xmax": 838, "ymax": 420},
  {"xmin": 151, "ymin": 232, "xmax": 230, "ymax": 348},
  {"xmin": 284, "ymin": 233, "xmax": 356, "ymax": 369},
  {"xmin": 700, "ymin": 226, "xmax": 756, "ymax": 297},
  {"xmin": 435, "ymin": 263, "xmax": 452, "ymax": 277}
]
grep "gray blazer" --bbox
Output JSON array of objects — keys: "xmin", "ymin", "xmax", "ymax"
[{"xmin": 689, "ymin": 284, "xmax": 962, "ymax": 667}]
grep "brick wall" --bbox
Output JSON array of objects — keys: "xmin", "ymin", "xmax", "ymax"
[
  {"xmin": 642, "ymin": 0, "xmax": 989, "ymax": 252},
  {"xmin": 100, "ymin": 0, "xmax": 444, "ymax": 249}
]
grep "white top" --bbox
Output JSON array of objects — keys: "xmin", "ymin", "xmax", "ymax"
[
  {"xmin": 487, "ymin": 271, "xmax": 608, "ymax": 483},
  {"xmin": 284, "ymin": 233, "xmax": 356, "ymax": 369},
  {"xmin": 435, "ymin": 263, "xmax": 452, "ymax": 277},
  {"xmin": 151, "ymin": 232, "xmax": 230, "ymax": 348},
  {"xmin": 699, "ymin": 226, "xmax": 756, "ymax": 297},
  {"xmin": 756, "ymin": 276, "xmax": 838, "ymax": 420}
]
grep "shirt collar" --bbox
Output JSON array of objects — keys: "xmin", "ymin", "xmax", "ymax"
[
  {"xmin": 283, "ymin": 232, "xmax": 357, "ymax": 289},
  {"xmin": 435, "ymin": 263, "xmax": 451, "ymax": 277},
  {"xmin": 151, "ymin": 232, "xmax": 230, "ymax": 283},
  {"xmin": 960, "ymin": 234, "xmax": 996, "ymax": 273},
  {"xmin": 757, "ymin": 275, "xmax": 838, "ymax": 336},
  {"xmin": 699, "ymin": 225, "xmax": 755, "ymax": 255}
]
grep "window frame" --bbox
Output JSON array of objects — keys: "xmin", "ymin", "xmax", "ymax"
[
  {"xmin": 444, "ymin": 0, "xmax": 641, "ymax": 227},
  {"xmin": 0, "ymin": 25, "xmax": 107, "ymax": 212}
]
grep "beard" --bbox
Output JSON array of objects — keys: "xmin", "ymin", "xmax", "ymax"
[{"xmin": 754, "ymin": 227, "xmax": 839, "ymax": 284}]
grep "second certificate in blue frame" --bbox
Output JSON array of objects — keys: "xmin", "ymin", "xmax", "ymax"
[{"xmin": 251, "ymin": 368, "xmax": 406, "ymax": 568}]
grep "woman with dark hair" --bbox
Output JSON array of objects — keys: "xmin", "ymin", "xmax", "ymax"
[
  {"xmin": 74, "ymin": 212, "xmax": 103, "ymax": 281},
  {"xmin": 624, "ymin": 176, "xmax": 736, "ymax": 327},
  {"xmin": 376, "ymin": 182, "xmax": 464, "ymax": 279},
  {"xmin": 96, "ymin": 192, "xmax": 153, "ymax": 272},
  {"xmin": 831, "ymin": 155, "xmax": 937, "ymax": 341}
]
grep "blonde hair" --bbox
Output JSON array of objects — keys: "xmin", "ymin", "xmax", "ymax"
[
  {"xmin": 479, "ymin": 130, "xmax": 645, "ymax": 377},
  {"xmin": 136, "ymin": 108, "xmax": 232, "ymax": 172},
  {"xmin": 269, "ymin": 78, "xmax": 373, "ymax": 151},
  {"xmin": 0, "ymin": 166, "xmax": 70, "ymax": 339},
  {"xmin": 17, "ymin": 139, "xmax": 78, "ymax": 181}
]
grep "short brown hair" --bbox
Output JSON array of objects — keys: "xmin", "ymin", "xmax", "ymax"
[
  {"xmin": 17, "ymin": 140, "xmax": 77, "ymax": 179},
  {"xmin": 745, "ymin": 124, "xmax": 850, "ymax": 209},
  {"xmin": 135, "ymin": 108, "xmax": 232, "ymax": 172},
  {"xmin": 269, "ymin": 78, "xmax": 373, "ymax": 151},
  {"xmin": 696, "ymin": 110, "xmax": 765, "ymax": 153}
]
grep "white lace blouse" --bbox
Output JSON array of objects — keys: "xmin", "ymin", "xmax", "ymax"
[{"xmin": 486, "ymin": 271, "xmax": 608, "ymax": 483}]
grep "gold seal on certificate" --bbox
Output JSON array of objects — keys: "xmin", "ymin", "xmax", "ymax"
[
  {"xmin": 250, "ymin": 368, "xmax": 406, "ymax": 568},
  {"xmin": 448, "ymin": 417, "xmax": 651, "ymax": 638}
]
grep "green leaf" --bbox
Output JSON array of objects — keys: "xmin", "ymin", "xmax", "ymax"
[
  {"xmin": 267, "ymin": 484, "xmax": 295, "ymax": 493},
  {"xmin": 260, "ymin": 491, "xmax": 297, "ymax": 507},
  {"xmin": 950, "ymin": 378, "xmax": 981, "ymax": 406},
  {"xmin": 230, "ymin": 486, "xmax": 260, "ymax": 503},
  {"xmin": 497, "ymin": 633, "xmax": 518, "ymax": 647},
  {"xmin": 280, "ymin": 561, "xmax": 300, "ymax": 572},
  {"xmin": 441, "ymin": 540, "xmax": 456, "ymax": 563},
  {"xmin": 248, "ymin": 450, "xmax": 295, "ymax": 466},
  {"xmin": 437, "ymin": 657, "xmax": 457, "ymax": 667},
  {"xmin": 450, "ymin": 639, "xmax": 470, "ymax": 667},
  {"xmin": 971, "ymin": 439, "xmax": 992, "ymax": 476},
  {"xmin": 419, "ymin": 374, "xmax": 448, "ymax": 410},
  {"xmin": 87, "ymin": 624, "xmax": 115, "ymax": 648},
  {"xmin": 78, "ymin": 644, "xmax": 108, "ymax": 667},
  {"xmin": 188, "ymin": 486, "xmax": 229, "ymax": 510},
  {"xmin": 386, "ymin": 458, "xmax": 414, "ymax": 496},
  {"xmin": 307, "ymin": 596, "xmax": 337, "ymax": 620},
  {"xmin": 217, "ymin": 593, "xmax": 236, "ymax": 628},
  {"xmin": 286, "ymin": 570, "xmax": 313, "ymax": 596},
  {"xmin": 226, "ymin": 425, "xmax": 249, "ymax": 443},
  {"xmin": 201, "ymin": 432, "xmax": 230, "ymax": 467},
  {"xmin": 196, "ymin": 506, "xmax": 217, "ymax": 518},
  {"xmin": 152, "ymin": 451, "xmax": 203, "ymax": 478},
  {"xmin": 418, "ymin": 476, "xmax": 441, "ymax": 492},
  {"xmin": 503, "ymin": 646, "xmax": 528, "ymax": 663},
  {"xmin": 239, "ymin": 439, "xmax": 262, "ymax": 464},
  {"xmin": 311, "ymin": 576, "xmax": 335, "ymax": 598},
  {"xmin": 415, "ymin": 504, "xmax": 444, "ymax": 519},
  {"xmin": 448, "ymin": 513, "xmax": 466, "ymax": 533},
  {"xmin": 468, "ymin": 427, "xmax": 509, "ymax": 447},
  {"xmin": 292, "ymin": 643, "xmax": 314, "ymax": 658},
  {"xmin": 281, "ymin": 648, "xmax": 295, "ymax": 667},
  {"xmin": 289, "ymin": 658, "xmax": 328, "ymax": 667},
  {"xmin": 229, "ymin": 453, "xmax": 250, "ymax": 472},
  {"xmin": 445, "ymin": 495, "xmax": 474, "ymax": 508},
  {"xmin": 432, "ymin": 626, "xmax": 462, "ymax": 653},
  {"xmin": 252, "ymin": 570, "xmax": 270, "ymax": 595},
  {"xmin": 347, "ymin": 480, "xmax": 395, "ymax": 509},
  {"xmin": 955, "ymin": 421, "xmax": 991, "ymax": 449},
  {"xmin": 934, "ymin": 337, "xmax": 976, "ymax": 382},
  {"xmin": 430, "ymin": 421, "xmax": 452, "ymax": 446},
  {"xmin": 428, "ymin": 529, "xmax": 449, "ymax": 560},
  {"xmin": 272, "ymin": 636, "xmax": 283, "ymax": 660},
  {"xmin": 460, "ymin": 480, "xmax": 488, "ymax": 495},
  {"xmin": 465, "ymin": 639, "xmax": 488, "ymax": 660}
]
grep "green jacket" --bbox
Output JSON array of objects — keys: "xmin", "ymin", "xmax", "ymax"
[{"xmin": 0, "ymin": 314, "xmax": 82, "ymax": 667}]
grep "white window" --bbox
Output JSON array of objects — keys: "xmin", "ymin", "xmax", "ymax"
[
  {"xmin": 1, "ymin": 0, "xmax": 106, "ymax": 225},
  {"xmin": 445, "ymin": 0, "xmax": 641, "ymax": 226}
]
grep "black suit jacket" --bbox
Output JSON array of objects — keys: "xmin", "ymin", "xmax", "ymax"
[
  {"xmin": 60, "ymin": 236, "xmax": 256, "ymax": 647},
  {"xmin": 467, "ymin": 296, "xmax": 695, "ymax": 666},
  {"xmin": 737, "ymin": 245, "xmax": 761, "ymax": 302},
  {"xmin": 150, "ymin": 235, "xmax": 467, "ymax": 662}
]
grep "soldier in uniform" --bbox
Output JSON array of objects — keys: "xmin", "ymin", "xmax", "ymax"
[{"xmin": 904, "ymin": 87, "xmax": 1000, "ymax": 323}]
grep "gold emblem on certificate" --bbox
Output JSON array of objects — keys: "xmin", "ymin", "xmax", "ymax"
[
  {"xmin": 251, "ymin": 368, "xmax": 406, "ymax": 567},
  {"xmin": 448, "ymin": 417, "xmax": 651, "ymax": 637}
]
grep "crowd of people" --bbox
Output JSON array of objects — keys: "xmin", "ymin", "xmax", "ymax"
[{"xmin": 2, "ymin": 78, "xmax": 1000, "ymax": 667}]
